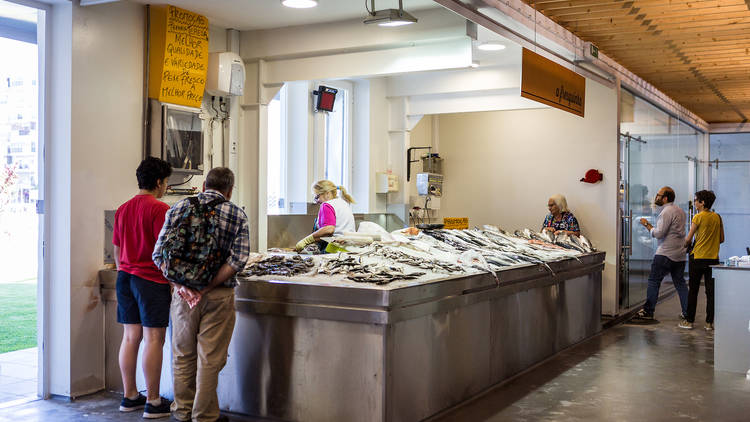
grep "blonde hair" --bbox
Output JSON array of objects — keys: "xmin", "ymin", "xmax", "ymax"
[
  {"xmin": 312, "ymin": 180, "xmax": 355, "ymax": 204},
  {"xmin": 549, "ymin": 194, "xmax": 569, "ymax": 213}
]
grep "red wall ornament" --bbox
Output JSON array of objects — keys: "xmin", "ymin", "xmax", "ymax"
[{"xmin": 580, "ymin": 169, "xmax": 603, "ymax": 184}]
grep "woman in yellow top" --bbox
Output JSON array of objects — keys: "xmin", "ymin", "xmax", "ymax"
[{"xmin": 679, "ymin": 190, "xmax": 724, "ymax": 330}]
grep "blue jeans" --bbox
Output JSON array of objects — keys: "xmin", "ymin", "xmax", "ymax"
[{"xmin": 643, "ymin": 255, "xmax": 688, "ymax": 316}]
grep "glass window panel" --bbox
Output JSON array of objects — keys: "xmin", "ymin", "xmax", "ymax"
[
  {"xmin": 710, "ymin": 133, "xmax": 750, "ymax": 259},
  {"xmin": 267, "ymin": 86, "xmax": 286, "ymax": 215},
  {"xmin": 324, "ymin": 88, "xmax": 348, "ymax": 188}
]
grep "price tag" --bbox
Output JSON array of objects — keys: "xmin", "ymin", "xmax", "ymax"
[{"xmin": 443, "ymin": 217, "xmax": 469, "ymax": 230}]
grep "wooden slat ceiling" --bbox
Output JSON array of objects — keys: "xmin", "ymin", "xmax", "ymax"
[{"xmin": 522, "ymin": 0, "xmax": 750, "ymax": 123}]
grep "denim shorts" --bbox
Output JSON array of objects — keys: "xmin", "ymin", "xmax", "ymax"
[{"xmin": 116, "ymin": 271, "xmax": 171, "ymax": 328}]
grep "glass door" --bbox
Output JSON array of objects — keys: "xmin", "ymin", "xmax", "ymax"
[
  {"xmin": 0, "ymin": 0, "xmax": 43, "ymax": 403},
  {"xmin": 619, "ymin": 89, "xmax": 704, "ymax": 313},
  {"xmin": 618, "ymin": 133, "xmax": 630, "ymax": 309},
  {"xmin": 622, "ymin": 133, "xmax": 655, "ymax": 308}
]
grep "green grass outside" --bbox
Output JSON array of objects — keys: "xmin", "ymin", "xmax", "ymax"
[{"xmin": 0, "ymin": 283, "xmax": 37, "ymax": 354}]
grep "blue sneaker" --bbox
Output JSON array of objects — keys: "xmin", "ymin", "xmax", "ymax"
[
  {"xmin": 119, "ymin": 393, "xmax": 146, "ymax": 412},
  {"xmin": 143, "ymin": 397, "xmax": 172, "ymax": 419}
]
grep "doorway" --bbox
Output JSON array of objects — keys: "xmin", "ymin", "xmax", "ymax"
[
  {"xmin": 618, "ymin": 89, "xmax": 704, "ymax": 312},
  {"xmin": 0, "ymin": 0, "xmax": 44, "ymax": 405}
]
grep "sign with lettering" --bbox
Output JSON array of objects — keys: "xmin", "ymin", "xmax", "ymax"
[
  {"xmin": 521, "ymin": 48, "xmax": 585, "ymax": 117},
  {"xmin": 443, "ymin": 217, "xmax": 469, "ymax": 230},
  {"xmin": 148, "ymin": 5, "xmax": 209, "ymax": 108}
]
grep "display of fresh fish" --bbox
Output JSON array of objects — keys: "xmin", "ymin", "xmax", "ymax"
[
  {"xmin": 240, "ymin": 224, "xmax": 594, "ymax": 286},
  {"xmin": 539, "ymin": 230, "xmax": 556, "ymax": 244},
  {"xmin": 241, "ymin": 255, "xmax": 315, "ymax": 277},
  {"xmin": 554, "ymin": 233, "xmax": 587, "ymax": 253},
  {"xmin": 579, "ymin": 235, "xmax": 595, "ymax": 252}
]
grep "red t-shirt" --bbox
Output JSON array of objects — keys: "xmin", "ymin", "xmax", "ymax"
[{"xmin": 112, "ymin": 194, "xmax": 170, "ymax": 283}]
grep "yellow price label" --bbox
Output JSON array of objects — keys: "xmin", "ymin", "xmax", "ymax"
[{"xmin": 443, "ymin": 217, "xmax": 469, "ymax": 230}]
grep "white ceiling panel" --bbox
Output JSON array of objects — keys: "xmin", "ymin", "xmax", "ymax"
[{"xmin": 129, "ymin": 0, "xmax": 440, "ymax": 31}]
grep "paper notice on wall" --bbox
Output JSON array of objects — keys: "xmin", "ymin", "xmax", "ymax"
[{"xmin": 148, "ymin": 5, "xmax": 209, "ymax": 108}]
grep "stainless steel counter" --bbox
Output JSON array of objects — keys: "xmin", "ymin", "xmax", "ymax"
[
  {"xmin": 713, "ymin": 266, "xmax": 750, "ymax": 375},
  {"xmin": 712, "ymin": 265, "xmax": 750, "ymax": 271},
  {"xmin": 100, "ymin": 253, "xmax": 605, "ymax": 420},
  {"xmin": 217, "ymin": 252, "xmax": 605, "ymax": 421}
]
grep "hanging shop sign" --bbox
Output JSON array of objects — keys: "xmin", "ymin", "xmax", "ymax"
[
  {"xmin": 443, "ymin": 217, "xmax": 469, "ymax": 230},
  {"xmin": 521, "ymin": 48, "xmax": 585, "ymax": 118},
  {"xmin": 148, "ymin": 5, "xmax": 209, "ymax": 108}
]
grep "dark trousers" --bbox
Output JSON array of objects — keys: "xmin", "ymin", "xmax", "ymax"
[
  {"xmin": 686, "ymin": 256, "xmax": 719, "ymax": 323},
  {"xmin": 643, "ymin": 255, "xmax": 688, "ymax": 316}
]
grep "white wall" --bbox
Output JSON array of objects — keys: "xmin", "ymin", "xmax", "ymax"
[
  {"xmin": 47, "ymin": 0, "xmax": 73, "ymax": 397},
  {"xmin": 366, "ymin": 78, "xmax": 389, "ymax": 214},
  {"xmin": 266, "ymin": 77, "xmax": 389, "ymax": 216},
  {"xmin": 352, "ymin": 79, "xmax": 371, "ymax": 214},
  {"xmin": 68, "ymin": 1, "xmax": 147, "ymax": 395},
  {"xmin": 238, "ymin": 9, "xmax": 473, "ymax": 243},
  {"xmin": 434, "ymin": 78, "xmax": 619, "ymax": 314},
  {"xmin": 45, "ymin": 2, "xmax": 232, "ymax": 396},
  {"xmin": 240, "ymin": 8, "xmax": 467, "ymax": 61},
  {"xmin": 285, "ymin": 81, "xmax": 312, "ymax": 212},
  {"xmin": 407, "ymin": 115, "xmax": 434, "ymax": 217}
]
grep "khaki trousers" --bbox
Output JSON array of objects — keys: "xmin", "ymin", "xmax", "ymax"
[{"xmin": 170, "ymin": 287, "xmax": 236, "ymax": 422}]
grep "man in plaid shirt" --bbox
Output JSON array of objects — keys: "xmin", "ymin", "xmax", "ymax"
[{"xmin": 153, "ymin": 167, "xmax": 249, "ymax": 422}]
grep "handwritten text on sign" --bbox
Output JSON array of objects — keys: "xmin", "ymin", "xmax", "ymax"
[
  {"xmin": 149, "ymin": 5, "xmax": 209, "ymax": 108},
  {"xmin": 443, "ymin": 218, "xmax": 469, "ymax": 230}
]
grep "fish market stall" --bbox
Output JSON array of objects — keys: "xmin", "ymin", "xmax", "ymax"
[{"xmin": 216, "ymin": 227, "xmax": 605, "ymax": 422}]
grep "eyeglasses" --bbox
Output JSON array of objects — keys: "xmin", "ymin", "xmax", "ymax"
[{"xmin": 655, "ymin": 193, "xmax": 664, "ymax": 198}]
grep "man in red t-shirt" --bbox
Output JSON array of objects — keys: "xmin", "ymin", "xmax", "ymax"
[{"xmin": 112, "ymin": 157, "xmax": 172, "ymax": 418}]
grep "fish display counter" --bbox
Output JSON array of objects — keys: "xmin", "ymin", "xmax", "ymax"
[{"xmin": 216, "ymin": 228, "xmax": 605, "ymax": 422}]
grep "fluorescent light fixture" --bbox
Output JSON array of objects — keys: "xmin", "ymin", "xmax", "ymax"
[
  {"xmin": 470, "ymin": 61, "xmax": 480, "ymax": 68},
  {"xmin": 477, "ymin": 42, "xmax": 506, "ymax": 51},
  {"xmin": 281, "ymin": 0, "xmax": 318, "ymax": 8},
  {"xmin": 364, "ymin": 0, "xmax": 418, "ymax": 27}
]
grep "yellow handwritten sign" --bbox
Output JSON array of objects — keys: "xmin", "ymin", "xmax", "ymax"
[
  {"xmin": 443, "ymin": 217, "xmax": 469, "ymax": 230},
  {"xmin": 148, "ymin": 5, "xmax": 209, "ymax": 108},
  {"xmin": 521, "ymin": 48, "xmax": 585, "ymax": 117}
]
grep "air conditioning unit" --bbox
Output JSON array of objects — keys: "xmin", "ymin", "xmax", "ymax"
[{"xmin": 206, "ymin": 52, "xmax": 245, "ymax": 97}]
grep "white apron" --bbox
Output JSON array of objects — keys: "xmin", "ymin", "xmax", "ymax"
[{"xmin": 323, "ymin": 197, "xmax": 356, "ymax": 235}]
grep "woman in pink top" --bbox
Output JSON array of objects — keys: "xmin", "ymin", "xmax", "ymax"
[{"xmin": 295, "ymin": 180, "xmax": 356, "ymax": 252}]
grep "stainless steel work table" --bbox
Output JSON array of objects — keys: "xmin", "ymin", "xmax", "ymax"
[
  {"xmin": 217, "ymin": 252, "xmax": 605, "ymax": 422},
  {"xmin": 713, "ymin": 265, "xmax": 750, "ymax": 375}
]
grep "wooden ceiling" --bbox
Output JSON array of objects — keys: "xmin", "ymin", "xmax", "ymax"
[{"xmin": 522, "ymin": 0, "xmax": 750, "ymax": 123}]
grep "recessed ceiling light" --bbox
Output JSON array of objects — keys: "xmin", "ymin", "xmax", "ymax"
[
  {"xmin": 281, "ymin": 0, "xmax": 318, "ymax": 8},
  {"xmin": 477, "ymin": 42, "xmax": 506, "ymax": 51}
]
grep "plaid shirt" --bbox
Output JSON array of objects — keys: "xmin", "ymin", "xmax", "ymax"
[{"xmin": 152, "ymin": 190, "xmax": 250, "ymax": 288}]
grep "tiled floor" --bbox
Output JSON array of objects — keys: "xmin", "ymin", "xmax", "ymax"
[
  {"xmin": 432, "ymin": 292, "xmax": 750, "ymax": 422},
  {"xmin": 1, "ymin": 293, "xmax": 748, "ymax": 421},
  {"xmin": 0, "ymin": 392, "xmax": 265, "ymax": 422},
  {"xmin": 0, "ymin": 347, "xmax": 37, "ymax": 406}
]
